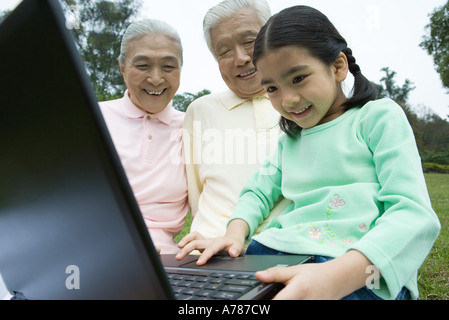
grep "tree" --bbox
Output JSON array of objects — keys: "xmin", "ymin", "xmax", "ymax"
[
  {"xmin": 375, "ymin": 67, "xmax": 416, "ymax": 106},
  {"xmin": 59, "ymin": 0, "xmax": 142, "ymax": 101},
  {"xmin": 373, "ymin": 67, "xmax": 426, "ymax": 148},
  {"xmin": 374, "ymin": 67, "xmax": 449, "ymax": 166},
  {"xmin": 173, "ymin": 89, "xmax": 211, "ymax": 112},
  {"xmin": 420, "ymin": 1, "xmax": 449, "ymax": 92},
  {"xmin": 374, "ymin": 67, "xmax": 421, "ymax": 135}
]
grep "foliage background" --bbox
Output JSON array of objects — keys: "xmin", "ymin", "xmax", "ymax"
[
  {"xmin": 1, "ymin": 1, "xmax": 448, "ymax": 167},
  {"xmin": 0, "ymin": 0, "xmax": 448, "ymax": 300}
]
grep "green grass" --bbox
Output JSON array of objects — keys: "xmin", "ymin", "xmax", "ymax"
[
  {"xmin": 418, "ymin": 173, "xmax": 449, "ymax": 300},
  {"xmin": 175, "ymin": 211, "xmax": 192, "ymax": 243},
  {"xmin": 175, "ymin": 173, "xmax": 449, "ymax": 300}
]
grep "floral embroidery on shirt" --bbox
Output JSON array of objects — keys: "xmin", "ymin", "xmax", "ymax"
[
  {"xmin": 359, "ymin": 223, "xmax": 368, "ymax": 232},
  {"xmin": 325, "ymin": 194, "xmax": 345, "ymax": 220},
  {"xmin": 305, "ymin": 194, "xmax": 355, "ymax": 248},
  {"xmin": 329, "ymin": 194, "xmax": 345, "ymax": 210},
  {"xmin": 308, "ymin": 227, "xmax": 322, "ymax": 240}
]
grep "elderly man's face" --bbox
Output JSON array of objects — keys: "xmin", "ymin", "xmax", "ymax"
[
  {"xmin": 120, "ymin": 34, "xmax": 182, "ymax": 114},
  {"xmin": 210, "ymin": 8, "xmax": 265, "ymax": 99}
]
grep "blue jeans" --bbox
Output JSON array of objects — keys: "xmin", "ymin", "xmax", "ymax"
[{"xmin": 246, "ymin": 241, "xmax": 410, "ymax": 300}]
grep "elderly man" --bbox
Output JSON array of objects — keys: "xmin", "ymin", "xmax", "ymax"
[
  {"xmin": 180, "ymin": 0, "xmax": 291, "ymax": 244},
  {"xmin": 99, "ymin": 19, "xmax": 188, "ymax": 254}
]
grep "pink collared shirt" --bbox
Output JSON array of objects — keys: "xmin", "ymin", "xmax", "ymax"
[{"xmin": 99, "ymin": 91, "xmax": 188, "ymax": 254}]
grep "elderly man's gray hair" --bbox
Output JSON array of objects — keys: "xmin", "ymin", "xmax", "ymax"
[
  {"xmin": 203, "ymin": 0, "xmax": 271, "ymax": 56},
  {"xmin": 119, "ymin": 19, "xmax": 183, "ymax": 65}
]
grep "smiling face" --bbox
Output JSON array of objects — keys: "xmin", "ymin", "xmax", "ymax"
[
  {"xmin": 210, "ymin": 7, "xmax": 265, "ymax": 99},
  {"xmin": 120, "ymin": 33, "xmax": 182, "ymax": 114},
  {"xmin": 257, "ymin": 45, "xmax": 349, "ymax": 129}
]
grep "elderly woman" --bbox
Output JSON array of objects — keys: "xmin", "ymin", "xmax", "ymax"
[
  {"xmin": 99, "ymin": 19, "xmax": 188, "ymax": 254},
  {"xmin": 179, "ymin": 0, "xmax": 291, "ymax": 246}
]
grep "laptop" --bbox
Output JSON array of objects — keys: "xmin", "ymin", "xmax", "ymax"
[{"xmin": 0, "ymin": 0, "xmax": 310, "ymax": 300}]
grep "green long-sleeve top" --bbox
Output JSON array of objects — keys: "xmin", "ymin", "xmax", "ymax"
[{"xmin": 230, "ymin": 98, "xmax": 441, "ymax": 300}]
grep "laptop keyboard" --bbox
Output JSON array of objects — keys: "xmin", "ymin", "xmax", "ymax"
[{"xmin": 167, "ymin": 271, "xmax": 262, "ymax": 300}]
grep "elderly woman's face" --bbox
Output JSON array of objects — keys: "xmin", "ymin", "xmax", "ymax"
[
  {"xmin": 210, "ymin": 8, "xmax": 265, "ymax": 99},
  {"xmin": 120, "ymin": 34, "xmax": 182, "ymax": 114}
]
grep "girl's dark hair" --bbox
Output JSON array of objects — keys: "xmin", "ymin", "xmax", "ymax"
[{"xmin": 253, "ymin": 5, "xmax": 378, "ymax": 136}]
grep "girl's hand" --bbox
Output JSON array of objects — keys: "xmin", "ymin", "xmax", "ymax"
[
  {"xmin": 256, "ymin": 263, "xmax": 339, "ymax": 300},
  {"xmin": 177, "ymin": 231, "xmax": 205, "ymax": 249},
  {"xmin": 255, "ymin": 250, "xmax": 378, "ymax": 300},
  {"xmin": 176, "ymin": 236, "xmax": 244, "ymax": 265},
  {"xmin": 176, "ymin": 219, "xmax": 249, "ymax": 265}
]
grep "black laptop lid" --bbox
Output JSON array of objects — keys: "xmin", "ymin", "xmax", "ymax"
[{"xmin": 0, "ymin": 0, "xmax": 172, "ymax": 300}]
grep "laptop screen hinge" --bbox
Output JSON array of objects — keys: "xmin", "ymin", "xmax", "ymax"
[{"xmin": 11, "ymin": 291, "xmax": 27, "ymax": 300}]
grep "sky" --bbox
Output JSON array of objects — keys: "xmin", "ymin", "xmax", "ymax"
[{"xmin": 1, "ymin": 0, "xmax": 448, "ymax": 119}]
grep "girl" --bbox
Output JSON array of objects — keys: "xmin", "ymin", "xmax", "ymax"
[{"xmin": 177, "ymin": 5, "xmax": 440, "ymax": 300}]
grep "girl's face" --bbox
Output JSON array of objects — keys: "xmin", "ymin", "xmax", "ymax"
[{"xmin": 257, "ymin": 45, "xmax": 349, "ymax": 129}]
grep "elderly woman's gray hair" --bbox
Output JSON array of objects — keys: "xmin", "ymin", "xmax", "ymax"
[
  {"xmin": 203, "ymin": 0, "xmax": 271, "ymax": 56},
  {"xmin": 119, "ymin": 19, "xmax": 183, "ymax": 65}
]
